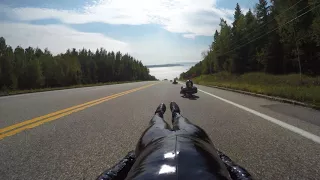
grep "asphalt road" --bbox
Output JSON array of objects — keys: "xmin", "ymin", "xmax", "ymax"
[{"xmin": 0, "ymin": 81, "xmax": 320, "ymax": 180}]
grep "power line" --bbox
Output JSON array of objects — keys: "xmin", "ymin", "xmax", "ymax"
[
  {"xmin": 219, "ymin": 3, "xmax": 320, "ymax": 57},
  {"xmin": 236, "ymin": 3, "xmax": 315, "ymax": 48},
  {"xmin": 227, "ymin": 0, "xmax": 305, "ymax": 49},
  {"xmin": 277, "ymin": 3, "xmax": 314, "ymax": 23}
]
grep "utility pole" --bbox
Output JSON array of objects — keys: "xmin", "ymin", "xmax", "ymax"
[{"xmin": 293, "ymin": 27, "xmax": 302, "ymax": 83}]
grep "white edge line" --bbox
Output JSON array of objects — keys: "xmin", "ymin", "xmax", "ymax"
[{"xmin": 178, "ymin": 82, "xmax": 320, "ymax": 144}]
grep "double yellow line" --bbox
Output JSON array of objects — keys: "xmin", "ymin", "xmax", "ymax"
[{"xmin": 0, "ymin": 83, "xmax": 158, "ymax": 140}]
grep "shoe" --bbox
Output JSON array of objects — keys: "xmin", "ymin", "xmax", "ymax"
[
  {"xmin": 155, "ymin": 103, "xmax": 166, "ymax": 115},
  {"xmin": 170, "ymin": 102, "xmax": 180, "ymax": 114}
]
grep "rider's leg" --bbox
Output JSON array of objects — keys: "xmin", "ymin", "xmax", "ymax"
[
  {"xmin": 135, "ymin": 103, "xmax": 172, "ymax": 156},
  {"xmin": 170, "ymin": 102, "xmax": 212, "ymax": 144}
]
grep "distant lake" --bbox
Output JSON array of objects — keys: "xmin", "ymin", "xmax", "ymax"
[{"xmin": 148, "ymin": 62, "xmax": 196, "ymax": 80}]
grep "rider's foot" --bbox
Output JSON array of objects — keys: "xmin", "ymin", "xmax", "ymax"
[
  {"xmin": 170, "ymin": 102, "xmax": 181, "ymax": 115},
  {"xmin": 155, "ymin": 103, "xmax": 166, "ymax": 116}
]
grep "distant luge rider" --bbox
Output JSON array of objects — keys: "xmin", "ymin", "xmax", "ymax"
[
  {"xmin": 186, "ymin": 79, "xmax": 193, "ymax": 88},
  {"xmin": 97, "ymin": 102, "xmax": 253, "ymax": 180}
]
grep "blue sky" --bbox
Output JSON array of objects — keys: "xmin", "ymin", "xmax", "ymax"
[{"xmin": 0, "ymin": 0, "xmax": 254, "ymax": 65}]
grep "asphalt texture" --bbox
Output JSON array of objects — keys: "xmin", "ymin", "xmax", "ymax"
[{"xmin": 0, "ymin": 81, "xmax": 320, "ymax": 180}]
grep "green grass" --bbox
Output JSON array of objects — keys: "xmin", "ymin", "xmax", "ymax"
[
  {"xmin": 0, "ymin": 80, "xmax": 155, "ymax": 97},
  {"xmin": 190, "ymin": 72, "xmax": 320, "ymax": 108}
]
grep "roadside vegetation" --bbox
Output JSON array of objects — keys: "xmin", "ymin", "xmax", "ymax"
[
  {"xmin": 181, "ymin": 1, "xmax": 320, "ymax": 107},
  {"xmin": 0, "ymin": 37, "xmax": 156, "ymax": 95},
  {"xmin": 192, "ymin": 72, "xmax": 320, "ymax": 107}
]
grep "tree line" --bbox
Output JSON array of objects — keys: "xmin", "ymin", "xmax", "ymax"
[
  {"xmin": 181, "ymin": 0, "xmax": 320, "ymax": 79},
  {"xmin": 0, "ymin": 37, "xmax": 156, "ymax": 90}
]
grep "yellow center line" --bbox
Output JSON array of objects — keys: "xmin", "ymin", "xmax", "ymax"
[
  {"xmin": 0, "ymin": 82, "xmax": 158, "ymax": 140},
  {"xmin": 0, "ymin": 84, "xmax": 148, "ymax": 134}
]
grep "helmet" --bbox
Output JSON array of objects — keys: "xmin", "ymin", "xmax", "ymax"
[{"xmin": 186, "ymin": 79, "xmax": 193, "ymax": 88}]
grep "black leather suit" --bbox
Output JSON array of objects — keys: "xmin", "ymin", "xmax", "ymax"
[{"xmin": 97, "ymin": 111, "xmax": 252, "ymax": 180}]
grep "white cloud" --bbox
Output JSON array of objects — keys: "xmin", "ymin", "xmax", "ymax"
[
  {"xmin": 127, "ymin": 36, "xmax": 208, "ymax": 64},
  {"xmin": 0, "ymin": 22, "xmax": 206, "ymax": 64},
  {"xmin": 0, "ymin": 0, "xmax": 243, "ymax": 65},
  {"xmin": 0, "ymin": 22, "xmax": 130, "ymax": 55},
  {"xmin": 3, "ymin": 0, "xmax": 234, "ymax": 37},
  {"xmin": 183, "ymin": 34, "xmax": 196, "ymax": 39}
]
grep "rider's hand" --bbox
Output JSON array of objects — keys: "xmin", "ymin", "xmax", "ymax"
[{"xmin": 96, "ymin": 151, "xmax": 136, "ymax": 180}]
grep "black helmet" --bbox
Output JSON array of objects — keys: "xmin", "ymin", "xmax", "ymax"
[{"xmin": 186, "ymin": 79, "xmax": 193, "ymax": 88}]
